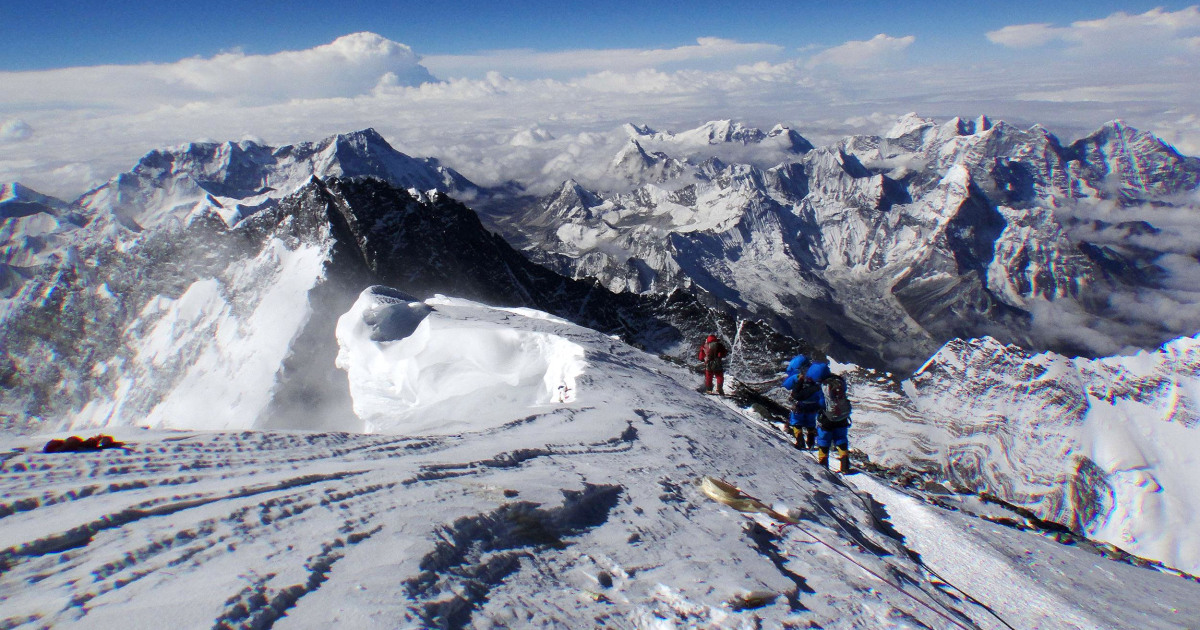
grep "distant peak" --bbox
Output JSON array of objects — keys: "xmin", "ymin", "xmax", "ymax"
[
  {"xmin": 768, "ymin": 124, "xmax": 815, "ymax": 153},
  {"xmin": 885, "ymin": 113, "xmax": 935, "ymax": 139},
  {"xmin": 0, "ymin": 181, "xmax": 69, "ymax": 210},
  {"xmin": 336, "ymin": 128, "xmax": 389, "ymax": 144},
  {"xmin": 623, "ymin": 123, "xmax": 656, "ymax": 137}
]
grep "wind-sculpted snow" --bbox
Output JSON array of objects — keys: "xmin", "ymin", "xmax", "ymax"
[
  {"xmin": 335, "ymin": 288, "xmax": 586, "ymax": 434},
  {"xmin": 851, "ymin": 334, "xmax": 1200, "ymax": 574},
  {"xmin": 5, "ymin": 295, "xmax": 1199, "ymax": 628}
]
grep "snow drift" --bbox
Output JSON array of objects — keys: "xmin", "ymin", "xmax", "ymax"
[{"xmin": 335, "ymin": 286, "xmax": 586, "ymax": 434}]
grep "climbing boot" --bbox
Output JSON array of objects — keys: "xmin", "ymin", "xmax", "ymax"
[
  {"xmin": 837, "ymin": 447, "xmax": 850, "ymax": 474},
  {"xmin": 816, "ymin": 447, "xmax": 829, "ymax": 468},
  {"xmin": 805, "ymin": 427, "xmax": 817, "ymax": 450},
  {"xmin": 790, "ymin": 427, "xmax": 804, "ymax": 450}
]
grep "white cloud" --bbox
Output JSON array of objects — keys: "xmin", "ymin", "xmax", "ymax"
[
  {"xmin": 985, "ymin": 23, "xmax": 1065, "ymax": 48},
  {"xmin": 987, "ymin": 6, "xmax": 1200, "ymax": 54},
  {"xmin": 0, "ymin": 119, "xmax": 33, "ymax": 141},
  {"xmin": 0, "ymin": 32, "xmax": 433, "ymax": 109},
  {"xmin": 422, "ymin": 38, "xmax": 785, "ymax": 79},
  {"xmin": 2, "ymin": 30, "xmax": 1200, "ymax": 201},
  {"xmin": 807, "ymin": 34, "xmax": 916, "ymax": 68}
]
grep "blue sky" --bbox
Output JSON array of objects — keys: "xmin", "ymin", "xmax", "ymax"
[{"xmin": 3, "ymin": 0, "xmax": 1196, "ymax": 69}]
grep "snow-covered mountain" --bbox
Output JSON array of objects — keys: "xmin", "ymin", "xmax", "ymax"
[
  {"xmin": 0, "ymin": 183, "xmax": 83, "ymax": 315},
  {"xmin": 843, "ymin": 333, "xmax": 1200, "ymax": 574},
  {"xmin": 0, "ymin": 173, "xmax": 799, "ymax": 435},
  {"xmin": 75, "ymin": 128, "xmax": 479, "ymax": 231},
  {"xmin": 2, "ymin": 289, "xmax": 1197, "ymax": 628},
  {"xmin": 6, "ymin": 122, "xmax": 1200, "ymax": 626},
  {"xmin": 494, "ymin": 115, "xmax": 1200, "ymax": 372},
  {"xmin": 0, "ymin": 130, "xmax": 481, "ymax": 324}
]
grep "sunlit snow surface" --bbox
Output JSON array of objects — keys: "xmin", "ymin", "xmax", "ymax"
[
  {"xmin": 335, "ymin": 288, "xmax": 586, "ymax": 434},
  {"xmin": 72, "ymin": 238, "xmax": 330, "ymax": 431},
  {"xmin": 848, "ymin": 336, "xmax": 1200, "ymax": 576},
  {"xmin": 2, "ymin": 293, "xmax": 1199, "ymax": 628}
]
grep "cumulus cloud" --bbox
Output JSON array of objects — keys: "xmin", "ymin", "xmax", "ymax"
[
  {"xmin": 0, "ymin": 119, "xmax": 33, "ymax": 141},
  {"xmin": 986, "ymin": 23, "xmax": 1065, "ymax": 49},
  {"xmin": 0, "ymin": 32, "xmax": 433, "ymax": 109},
  {"xmin": 807, "ymin": 34, "xmax": 916, "ymax": 68},
  {"xmin": 987, "ymin": 6, "xmax": 1200, "ymax": 54},
  {"xmin": 2, "ymin": 27, "xmax": 1200, "ymax": 201}
]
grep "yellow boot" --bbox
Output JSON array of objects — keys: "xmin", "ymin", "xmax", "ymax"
[
  {"xmin": 816, "ymin": 447, "xmax": 829, "ymax": 468},
  {"xmin": 836, "ymin": 447, "xmax": 850, "ymax": 474}
]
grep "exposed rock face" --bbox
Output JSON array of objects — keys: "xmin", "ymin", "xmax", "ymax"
[
  {"xmin": 0, "ymin": 176, "xmax": 803, "ymax": 433},
  {"xmin": 850, "ymin": 333, "xmax": 1200, "ymax": 573},
  {"xmin": 494, "ymin": 117, "xmax": 1200, "ymax": 371}
]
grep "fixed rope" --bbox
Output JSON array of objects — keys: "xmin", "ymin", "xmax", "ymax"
[
  {"xmin": 811, "ymin": 497, "xmax": 1017, "ymax": 630},
  {"xmin": 700, "ymin": 476, "xmax": 976, "ymax": 630}
]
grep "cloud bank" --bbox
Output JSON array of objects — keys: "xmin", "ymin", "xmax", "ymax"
[
  {"xmin": 0, "ymin": 32, "xmax": 432, "ymax": 109},
  {"xmin": 2, "ymin": 9, "xmax": 1199, "ymax": 200},
  {"xmin": 422, "ymin": 37, "xmax": 786, "ymax": 79},
  {"xmin": 987, "ymin": 6, "xmax": 1200, "ymax": 55}
]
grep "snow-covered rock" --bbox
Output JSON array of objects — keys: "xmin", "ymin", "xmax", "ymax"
[
  {"xmin": 498, "ymin": 115, "xmax": 1200, "ymax": 372},
  {"xmin": 853, "ymin": 333, "xmax": 1200, "ymax": 574}
]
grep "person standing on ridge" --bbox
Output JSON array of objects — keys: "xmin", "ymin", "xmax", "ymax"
[
  {"xmin": 698, "ymin": 334, "xmax": 729, "ymax": 395},
  {"xmin": 781, "ymin": 353, "xmax": 831, "ymax": 450},
  {"xmin": 815, "ymin": 371, "xmax": 853, "ymax": 473}
]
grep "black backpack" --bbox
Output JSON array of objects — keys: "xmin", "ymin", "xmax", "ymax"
[
  {"xmin": 818, "ymin": 374, "xmax": 851, "ymax": 428},
  {"xmin": 703, "ymin": 339, "xmax": 728, "ymax": 371},
  {"xmin": 790, "ymin": 376, "xmax": 822, "ymax": 413}
]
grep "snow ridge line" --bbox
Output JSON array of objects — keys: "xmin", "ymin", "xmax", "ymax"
[
  {"xmin": 810, "ymin": 492, "xmax": 1016, "ymax": 630},
  {"xmin": 0, "ymin": 469, "xmax": 369, "ymax": 565},
  {"xmin": 718, "ymin": 387, "xmax": 1035, "ymax": 629}
]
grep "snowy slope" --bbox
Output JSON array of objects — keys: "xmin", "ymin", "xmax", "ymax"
[
  {"xmin": 848, "ymin": 335, "xmax": 1200, "ymax": 575},
  {"xmin": 2, "ymin": 289, "xmax": 1198, "ymax": 628}
]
